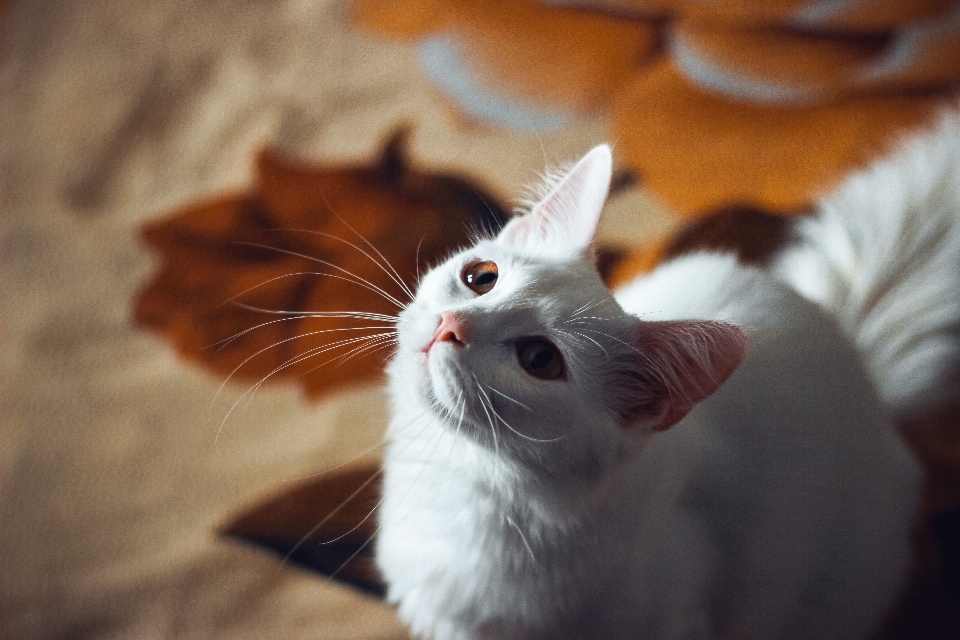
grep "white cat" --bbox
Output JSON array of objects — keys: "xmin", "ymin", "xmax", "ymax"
[{"xmin": 375, "ymin": 114, "xmax": 960, "ymax": 639}]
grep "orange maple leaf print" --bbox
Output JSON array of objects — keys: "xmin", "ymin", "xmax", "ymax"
[{"xmin": 134, "ymin": 129, "xmax": 508, "ymax": 399}]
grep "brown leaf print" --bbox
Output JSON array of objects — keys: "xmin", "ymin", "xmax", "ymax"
[
  {"xmin": 612, "ymin": 62, "xmax": 952, "ymax": 215},
  {"xmin": 354, "ymin": 0, "xmax": 959, "ymax": 216},
  {"xmin": 352, "ymin": 0, "xmax": 659, "ymax": 116},
  {"xmin": 221, "ymin": 460, "xmax": 386, "ymax": 597},
  {"xmin": 134, "ymin": 129, "xmax": 509, "ymax": 398}
]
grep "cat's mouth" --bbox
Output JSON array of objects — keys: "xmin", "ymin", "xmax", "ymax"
[
  {"xmin": 416, "ymin": 335, "xmax": 482, "ymax": 425},
  {"xmin": 423, "ymin": 343, "xmax": 467, "ymax": 399}
]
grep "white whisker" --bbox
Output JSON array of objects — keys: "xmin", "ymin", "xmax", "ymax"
[
  {"xmin": 414, "ymin": 235, "xmax": 426, "ymax": 289},
  {"xmin": 323, "ymin": 334, "xmax": 397, "ymax": 370},
  {"xmin": 579, "ymin": 328, "xmax": 644, "ymax": 356},
  {"xmin": 264, "ymin": 228, "xmax": 416, "ymax": 303},
  {"xmin": 567, "ymin": 297, "xmax": 605, "ymax": 321},
  {"xmin": 233, "ymin": 304, "xmax": 397, "ymax": 323},
  {"xmin": 478, "ymin": 381, "xmax": 563, "ymax": 443},
  {"xmin": 284, "ymin": 411, "xmax": 444, "ymax": 578},
  {"xmin": 216, "ymin": 332, "xmax": 396, "ymax": 440},
  {"xmin": 325, "ymin": 530, "xmax": 378, "ymax": 584},
  {"xmin": 568, "ymin": 298, "xmax": 598, "ymax": 319},
  {"xmin": 221, "ymin": 270, "xmax": 404, "ymax": 312},
  {"xmin": 210, "ymin": 320, "xmax": 395, "ymax": 351},
  {"xmin": 252, "ymin": 333, "xmax": 395, "ymax": 391},
  {"xmin": 485, "ymin": 386, "xmax": 533, "ymax": 412},
  {"xmin": 213, "ymin": 328, "xmax": 395, "ymax": 410},
  {"xmin": 562, "ymin": 316, "xmax": 609, "ymax": 325},
  {"xmin": 571, "ymin": 331, "xmax": 609, "ymax": 357},
  {"xmin": 472, "ymin": 375, "xmax": 499, "ymax": 455},
  {"xmin": 234, "ymin": 241, "xmax": 408, "ymax": 309},
  {"xmin": 506, "ymin": 515, "xmax": 537, "ymax": 563},
  {"xmin": 278, "ymin": 467, "xmax": 382, "ymax": 568},
  {"xmin": 316, "ymin": 496, "xmax": 384, "ymax": 546},
  {"xmin": 332, "ymin": 333, "xmax": 396, "ymax": 362},
  {"xmin": 319, "ymin": 196, "xmax": 417, "ymax": 301}
]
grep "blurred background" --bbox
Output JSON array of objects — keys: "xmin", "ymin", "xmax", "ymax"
[{"xmin": 2, "ymin": 1, "xmax": 959, "ymax": 638}]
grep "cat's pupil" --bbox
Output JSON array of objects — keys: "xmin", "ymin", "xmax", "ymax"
[
  {"xmin": 530, "ymin": 349, "xmax": 553, "ymax": 369},
  {"xmin": 518, "ymin": 339, "xmax": 564, "ymax": 380},
  {"xmin": 463, "ymin": 261, "xmax": 499, "ymax": 295}
]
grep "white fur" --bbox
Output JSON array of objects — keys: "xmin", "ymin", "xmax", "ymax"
[
  {"xmin": 376, "ymin": 140, "xmax": 926, "ymax": 640},
  {"xmin": 774, "ymin": 109, "xmax": 960, "ymax": 412},
  {"xmin": 498, "ymin": 145, "xmax": 612, "ymax": 258}
]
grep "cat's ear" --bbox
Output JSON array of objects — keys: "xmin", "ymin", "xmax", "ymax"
[
  {"xmin": 498, "ymin": 144, "xmax": 612, "ymax": 256},
  {"xmin": 622, "ymin": 321, "xmax": 748, "ymax": 432}
]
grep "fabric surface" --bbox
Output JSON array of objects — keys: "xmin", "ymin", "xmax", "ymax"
[
  {"xmin": 0, "ymin": 1, "xmax": 669, "ymax": 638},
  {"xmin": 5, "ymin": 2, "xmax": 957, "ymax": 639},
  {"xmin": 354, "ymin": 0, "xmax": 960, "ymax": 213}
]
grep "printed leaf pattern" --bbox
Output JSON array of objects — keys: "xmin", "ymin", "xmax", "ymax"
[
  {"xmin": 352, "ymin": 0, "xmax": 659, "ymax": 115},
  {"xmin": 612, "ymin": 62, "xmax": 950, "ymax": 214},
  {"xmin": 134, "ymin": 130, "xmax": 508, "ymax": 399},
  {"xmin": 222, "ymin": 461, "xmax": 386, "ymax": 597},
  {"xmin": 353, "ymin": 0, "xmax": 960, "ymax": 214}
]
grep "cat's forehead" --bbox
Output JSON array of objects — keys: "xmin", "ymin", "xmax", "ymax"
[{"xmin": 429, "ymin": 239, "xmax": 607, "ymax": 309}]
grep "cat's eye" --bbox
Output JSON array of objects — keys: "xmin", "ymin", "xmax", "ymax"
[
  {"xmin": 462, "ymin": 260, "xmax": 499, "ymax": 295},
  {"xmin": 517, "ymin": 339, "xmax": 564, "ymax": 380}
]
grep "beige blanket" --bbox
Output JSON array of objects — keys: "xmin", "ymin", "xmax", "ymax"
[{"xmin": 0, "ymin": 2, "xmax": 669, "ymax": 638}]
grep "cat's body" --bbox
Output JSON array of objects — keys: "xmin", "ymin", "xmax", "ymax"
[
  {"xmin": 377, "ymin": 113, "xmax": 960, "ymax": 640},
  {"xmin": 381, "ymin": 256, "xmax": 916, "ymax": 640}
]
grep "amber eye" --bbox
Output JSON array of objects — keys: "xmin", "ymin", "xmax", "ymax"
[
  {"xmin": 517, "ymin": 339, "xmax": 564, "ymax": 380},
  {"xmin": 462, "ymin": 260, "xmax": 499, "ymax": 295}
]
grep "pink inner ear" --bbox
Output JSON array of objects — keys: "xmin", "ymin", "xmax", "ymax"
[
  {"xmin": 497, "ymin": 144, "xmax": 612, "ymax": 256},
  {"xmin": 635, "ymin": 321, "xmax": 748, "ymax": 431}
]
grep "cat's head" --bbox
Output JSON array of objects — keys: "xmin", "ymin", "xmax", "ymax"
[{"xmin": 391, "ymin": 146, "xmax": 746, "ymax": 480}]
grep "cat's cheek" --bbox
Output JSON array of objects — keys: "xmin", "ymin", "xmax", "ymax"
[{"xmin": 617, "ymin": 429, "xmax": 654, "ymax": 461}]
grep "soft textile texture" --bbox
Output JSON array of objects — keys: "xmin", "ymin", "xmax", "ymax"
[
  {"xmin": 0, "ymin": 2, "xmax": 645, "ymax": 638},
  {"xmin": 354, "ymin": 0, "xmax": 960, "ymax": 213},
  {"xmin": 3, "ymin": 1, "xmax": 958, "ymax": 639}
]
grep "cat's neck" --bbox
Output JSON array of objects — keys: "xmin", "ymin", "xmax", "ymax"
[{"xmin": 386, "ymin": 400, "xmax": 610, "ymax": 529}]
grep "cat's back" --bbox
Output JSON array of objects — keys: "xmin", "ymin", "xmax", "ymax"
[
  {"xmin": 616, "ymin": 251, "xmax": 805, "ymax": 335},
  {"xmin": 612, "ymin": 252, "xmax": 919, "ymax": 639}
]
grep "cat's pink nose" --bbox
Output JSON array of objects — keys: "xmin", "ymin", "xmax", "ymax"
[{"xmin": 434, "ymin": 311, "xmax": 468, "ymax": 347}]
